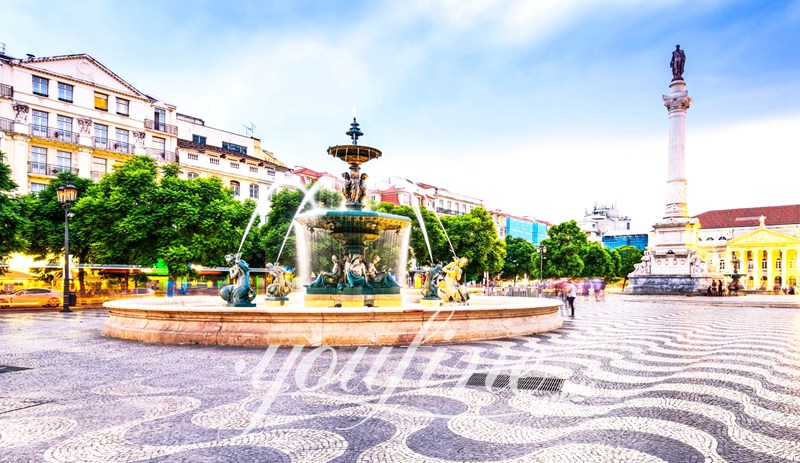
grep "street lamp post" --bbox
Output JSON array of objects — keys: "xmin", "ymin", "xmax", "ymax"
[
  {"xmin": 56, "ymin": 180, "xmax": 78, "ymax": 313},
  {"xmin": 537, "ymin": 245, "xmax": 547, "ymax": 287}
]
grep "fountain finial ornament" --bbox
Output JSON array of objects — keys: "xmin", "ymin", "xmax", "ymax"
[
  {"xmin": 346, "ymin": 117, "xmax": 363, "ymax": 145},
  {"xmin": 670, "ymin": 44, "xmax": 686, "ymax": 81}
]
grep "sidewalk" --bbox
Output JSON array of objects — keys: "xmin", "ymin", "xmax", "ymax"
[{"xmin": 620, "ymin": 293, "xmax": 800, "ymax": 308}]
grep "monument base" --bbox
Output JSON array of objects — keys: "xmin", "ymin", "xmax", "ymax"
[{"xmin": 625, "ymin": 274, "xmax": 716, "ymax": 295}]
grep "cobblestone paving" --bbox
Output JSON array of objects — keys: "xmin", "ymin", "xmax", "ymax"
[{"xmin": 1, "ymin": 295, "xmax": 800, "ymax": 462}]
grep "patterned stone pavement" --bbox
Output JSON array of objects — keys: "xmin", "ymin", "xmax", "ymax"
[{"xmin": 1, "ymin": 295, "xmax": 800, "ymax": 463}]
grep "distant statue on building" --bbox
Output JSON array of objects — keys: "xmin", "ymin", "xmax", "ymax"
[
  {"xmin": 689, "ymin": 251, "xmax": 706, "ymax": 274},
  {"xmin": 670, "ymin": 45, "xmax": 686, "ymax": 81},
  {"xmin": 633, "ymin": 251, "xmax": 652, "ymax": 275}
]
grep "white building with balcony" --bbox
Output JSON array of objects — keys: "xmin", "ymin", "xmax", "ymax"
[{"xmin": 0, "ymin": 52, "xmax": 179, "ymax": 192}]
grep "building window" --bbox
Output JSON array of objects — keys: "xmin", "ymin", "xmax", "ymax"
[
  {"xmin": 761, "ymin": 258, "xmax": 768, "ymax": 270},
  {"xmin": 230, "ymin": 162, "xmax": 240, "ymax": 169},
  {"xmin": 187, "ymin": 172, "xmax": 199, "ymax": 179},
  {"xmin": 192, "ymin": 135, "xmax": 206, "ymax": 144},
  {"xmin": 400, "ymin": 194, "xmax": 409, "ymax": 205},
  {"xmin": 187, "ymin": 153, "xmax": 199, "ymax": 161},
  {"xmin": 56, "ymin": 151, "xmax": 71, "ymax": 172},
  {"xmin": 438, "ymin": 199, "xmax": 443, "ymax": 208},
  {"xmin": 152, "ymin": 136, "xmax": 165, "ymax": 153},
  {"xmin": 30, "ymin": 182, "xmax": 47, "ymax": 194},
  {"xmin": 447, "ymin": 201, "xmax": 452, "ymax": 210},
  {"xmin": 718, "ymin": 259, "xmax": 725, "ymax": 271},
  {"xmin": 747, "ymin": 259, "xmax": 754, "ymax": 270},
  {"xmin": 370, "ymin": 194, "xmax": 379, "ymax": 202},
  {"xmin": 249, "ymin": 166, "xmax": 258, "ymax": 173},
  {"xmin": 115, "ymin": 128, "xmax": 130, "ymax": 152},
  {"xmin": 33, "ymin": 76, "xmax": 49, "ymax": 96},
  {"xmin": 776, "ymin": 258, "xmax": 782, "ymax": 269},
  {"xmin": 209, "ymin": 157, "xmax": 220, "ymax": 165},
  {"xmin": 31, "ymin": 147, "xmax": 47, "ymax": 174},
  {"xmin": 790, "ymin": 259, "xmax": 796, "ymax": 270},
  {"xmin": 116, "ymin": 98, "xmax": 129, "ymax": 116},
  {"xmin": 94, "ymin": 92, "xmax": 108, "ymax": 111},
  {"xmin": 249, "ymin": 183, "xmax": 259, "ymax": 199},
  {"xmin": 230, "ymin": 181, "xmax": 240, "ymax": 197},
  {"xmin": 94, "ymin": 124, "xmax": 108, "ymax": 148},
  {"xmin": 154, "ymin": 107, "xmax": 166, "ymax": 124},
  {"xmin": 32, "ymin": 110, "xmax": 48, "ymax": 137},
  {"xmin": 58, "ymin": 82, "xmax": 73, "ymax": 102},
  {"xmin": 57, "ymin": 115, "xmax": 73, "ymax": 138},
  {"xmin": 266, "ymin": 168, "xmax": 276, "ymax": 177},
  {"xmin": 91, "ymin": 157, "xmax": 107, "ymax": 182},
  {"xmin": 222, "ymin": 141, "xmax": 247, "ymax": 155}
]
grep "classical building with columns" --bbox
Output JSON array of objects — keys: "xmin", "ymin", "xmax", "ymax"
[{"xmin": 695, "ymin": 205, "xmax": 800, "ymax": 291}]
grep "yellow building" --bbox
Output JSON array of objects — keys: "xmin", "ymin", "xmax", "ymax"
[{"xmin": 695, "ymin": 205, "xmax": 800, "ymax": 291}]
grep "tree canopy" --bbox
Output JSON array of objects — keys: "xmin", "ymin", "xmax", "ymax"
[
  {"xmin": 73, "ymin": 156, "xmax": 255, "ymax": 279},
  {"xmin": 0, "ymin": 151, "xmax": 27, "ymax": 272},
  {"xmin": 440, "ymin": 207, "xmax": 505, "ymax": 280},
  {"xmin": 502, "ymin": 235, "xmax": 536, "ymax": 280}
]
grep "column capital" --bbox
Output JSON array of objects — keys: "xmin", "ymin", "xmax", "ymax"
[{"xmin": 663, "ymin": 91, "xmax": 692, "ymax": 112}]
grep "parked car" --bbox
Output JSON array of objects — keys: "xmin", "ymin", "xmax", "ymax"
[{"xmin": 0, "ymin": 288, "xmax": 63, "ymax": 308}]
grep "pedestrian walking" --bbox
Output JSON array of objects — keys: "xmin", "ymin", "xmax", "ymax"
[
  {"xmin": 582, "ymin": 279, "xmax": 591, "ymax": 302},
  {"xmin": 564, "ymin": 279, "xmax": 577, "ymax": 317}
]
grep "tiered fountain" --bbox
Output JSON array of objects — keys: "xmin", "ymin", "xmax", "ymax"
[{"xmin": 102, "ymin": 119, "xmax": 563, "ymax": 346}]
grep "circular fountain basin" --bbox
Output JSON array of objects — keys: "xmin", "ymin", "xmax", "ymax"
[{"xmin": 102, "ymin": 294, "xmax": 563, "ymax": 346}]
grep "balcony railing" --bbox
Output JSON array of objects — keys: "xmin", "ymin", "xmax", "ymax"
[
  {"xmin": 90, "ymin": 171, "xmax": 107, "ymax": 182},
  {"xmin": 436, "ymin": 207, "xmax": 463, "ymax": 216},
  {"xmin": 0, "ymin": 117, "xmax": 14, "ymax": 133},
  {"xmin": 28, "ymin": 161, "xmax": 79, "ymax": 176},
  {"xmin": 146, "ymin": 148, "xmax": 178, "ymax": 163},
  {"xmin": 144, "ymin": 119, "xmax": 178, "ymax": 135},
  {"xmin": 30, "ymin": 125, "xmax": 80, "ymax": 144},
  {"xmin": 109, "ymin": 140, "xmax": 134, "ymax": 154},
  {"xmin": 0, "ymin": 83, "xmax": 12, "ymax": 99}
]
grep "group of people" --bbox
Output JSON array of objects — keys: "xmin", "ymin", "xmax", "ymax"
[{"xmin": 341, "ymin": 171, "xmax": 368, "ymax": 205}]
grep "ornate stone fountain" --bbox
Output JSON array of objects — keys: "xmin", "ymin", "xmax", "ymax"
[
  {"xmin": 101, "ymin": 119, "xmax": 563, "ymax": 347},
  {"xmin": 297, "ymin": 118, "xmax": 411, "ymax": 307}
]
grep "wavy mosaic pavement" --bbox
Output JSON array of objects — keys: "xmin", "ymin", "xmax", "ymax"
[{"xmin": 1, "ymin": 297, "xmax": 799, "ymax": 462}]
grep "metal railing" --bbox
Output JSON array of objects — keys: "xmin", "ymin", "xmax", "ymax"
[
  {"xmin": 144, "ymin": 119, "xmax": 178, "ymax": 135},
  {"xmin": 0, "ymin": 117, "xmax": 14, "ymax": 133},
  {"xmin": 30, "ymin": 125, "xmax": 80, "ymax": 144},
  {"xmin": 0, "ymin": 83, "xmax": 12, "ymax": 99},
  {"xmin": 109, "ymin": 140, "xmax": 134, "ymax": 154},
  {"xmin": 28, "ymin": 161, "xmax": 79, "ymax": 176},
  {"xmin": 146, "ymin": 148, "xmax": 178, "ymax": 163},
  {"xmin": 435, "ymin": 207, "xmax": 463, "ymax": 216}
]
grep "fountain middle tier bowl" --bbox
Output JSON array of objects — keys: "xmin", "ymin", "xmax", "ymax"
[
  {"xmin": 102, "ymin": 294, "xmax": 563, "ymax": 346},
  {"xmin": 327, "ymin": 144, "xmax": 382, "ymax": 166},
  {"xmin": 296, "ymin": 210, "xmax": 411, "ymax": 243}
]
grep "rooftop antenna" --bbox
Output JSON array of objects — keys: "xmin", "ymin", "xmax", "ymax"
[{"xmin": 243, "ymin": 122, "xmax": 255, "ymax": 137}]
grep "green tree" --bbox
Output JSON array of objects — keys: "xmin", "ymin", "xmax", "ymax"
[
  {"xmin": 501, "ymin": 235, "xmax": 536, "ymax": 280},
  {"xmin": 0, "ymin": 151, "xmax": 27, "ymax": 273},
  {"xmin": 440, "ymin": 207, "xmax": 506, "ymax": 280},
  {"xmin": 579, "ymin": 242, "xmax": 614, "ymax": 278},
  {"xmin": 21, "ymin": 172, "xmax": 94, "ymax": 292},
  {"xmin": 74, "ymin": 156, "xmax": 255, "ymax": 280},
  {"xmin": 614, "ymin": 245, "xmax": 644, "ymax": 289},
  {"xmin": 539, "ymin": 220, "xmax": 587, "ymax": 278}
]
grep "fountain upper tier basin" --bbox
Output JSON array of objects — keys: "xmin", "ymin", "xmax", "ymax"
[
  {"xmin": 102, "ymin": 294, "xmax": 563, "ymax": 346},
  {"xmin": 295, "ymin": 210, "xmax": 411, "ymax": 243},
  {"xmin": 328, "ymin": 144, "xmax": 382, "ymax": 167}
]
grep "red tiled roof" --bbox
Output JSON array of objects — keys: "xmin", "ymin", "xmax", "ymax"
[{"xmin": 693, "ymin": 205, "xmax": 800, "ymax": 229}]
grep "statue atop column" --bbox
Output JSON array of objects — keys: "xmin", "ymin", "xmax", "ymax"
[{"xmin": 670, "ymin": 45, "xmax": 686, "ymax": 81}]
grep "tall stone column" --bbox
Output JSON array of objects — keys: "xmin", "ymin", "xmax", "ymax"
[{"xmin": 662, "ymin": 81, "xmax": 692, "ymax": 220}]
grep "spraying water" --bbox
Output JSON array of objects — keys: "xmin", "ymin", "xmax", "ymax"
[
  {"xmin": 399, "ymin": 179, "xmax": 434, "ymax": 265},
  {"xmin": 432, "ymin": 209, "xmax": 457, "ymax": 260},
  {"xmin": 275, "ymin": 182, "xmax": 323, "ymax": 264},
  {"xmin": 236, "ymin": 182, "xmax": 283, "ymax": 255}
]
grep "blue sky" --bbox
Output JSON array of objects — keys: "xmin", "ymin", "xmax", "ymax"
[{"xmin": 4, "ymin": 0, "xmax": 800, "ymax": 227}]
